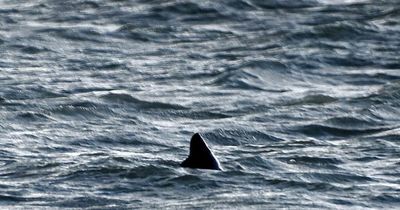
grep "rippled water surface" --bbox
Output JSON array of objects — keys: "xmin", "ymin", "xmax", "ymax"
[{"xmin": 1, "ymin": 0, "xmax": 400, "ymax": 209}]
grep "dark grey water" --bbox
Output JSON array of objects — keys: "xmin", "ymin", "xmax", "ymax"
[{"xmin": 1, "ymin": 0, "xmax": 400, "ymax": 209}]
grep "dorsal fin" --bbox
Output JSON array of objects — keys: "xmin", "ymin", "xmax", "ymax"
[{"xmin": 180, "ymin": 133, "xmax": 222, "ymax": 170}]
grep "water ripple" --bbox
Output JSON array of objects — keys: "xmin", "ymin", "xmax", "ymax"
[{"xmin": 1, "ymin": 0, "xmax": 399, "ymax": 208}]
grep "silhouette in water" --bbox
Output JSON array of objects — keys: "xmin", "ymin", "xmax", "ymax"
[{"xmin": 181, "ymin": 133, "xmax": 222, "ymax": 170}]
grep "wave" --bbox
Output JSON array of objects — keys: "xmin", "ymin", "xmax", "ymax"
[
  {"xmin": 249, "ymin": 0, "xmax": 319, "ymax": 9},
  {"xmin": 371, "ymin": 193, "xmax": 400, "ymax": 204},
  {"xmin": 236, "ymin": 156, "xmax": 276, "ymax": 170},
  {"xmin": 151, "ymin": 2, "xmax": 229, "ymax": 23},
  {"xmin": 293, "ymin": 115, "xmax": 392, "ymax": 138},
  {"xmin": 283, "ymin": 94, "xmax": 337, "ymax": 106},
  {"xmin": 100, "ymin": 92, "xmax": 188, "ymax": 110},
  {"xmin": 210, "ymin": 60, "xmax": 291, "ymax": 91},
  {"xmin": 69, "ymin": 134, "xmax": 167, "ymax": 148},
  {"xmin": 279, "ymin": 156, "xmax": 342, "ymax": 169},
  {"xmin": 296, "ymin": 123, "xmax": 390, "ymax": 138},
  {"xmin": 203, "ymin": 128, "xmax": 283, "ymax": 146},
  {"xmin": 36, "ymin": 27, "xmax": 105, "ymax": 43},
  {"xmin": 8, "ymin": 44, "xmax": 52, "ymax": 55},
  {"xmin": 46, "ymin": 101, "xmax": 109, "ymax": 119},
  {"xmin": 303, "ymin": 172, "xmax": 373, "ymax": 183},
  {"xmin": 115, "ymin": 23, "xmax": 173, "ymax": 42},
  {"xmin": 61, "ymin": 164, "xmax": 175, "ymax": 181},
  {"xmin": 15, "ymin": 111, "xmax": 54, "ymax": 122},
  {"xmin": 265, "ymin": 178, "xmax": 342, "ymax": 192},
  {"xmin": 0, "ymin": 195, "xmax": 31, "ymax": 202},
  {"xmin": 1, "ymin": 85, "xmax": 65, "ymax": 101},
  {"xmin": 157, "ymin": 110, "xmax": 232, "ymax": 120},
  {"xmin": 51, "ymin": 196, "xmax": 128, "ymax": 209}
]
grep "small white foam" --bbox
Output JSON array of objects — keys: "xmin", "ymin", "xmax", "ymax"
[{"xmin": 317, "ymin": 0, "xmax": 369, "ymax": 5}]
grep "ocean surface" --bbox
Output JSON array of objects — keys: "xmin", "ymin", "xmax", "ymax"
[{"xmin": 1, "ymin": 0, "xmax": 400, "ymax": 209}]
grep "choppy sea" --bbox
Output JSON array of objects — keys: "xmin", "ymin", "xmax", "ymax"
[{"xmin": 1, "ymin": 0, "xmax": 400, "ymax": 209}]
